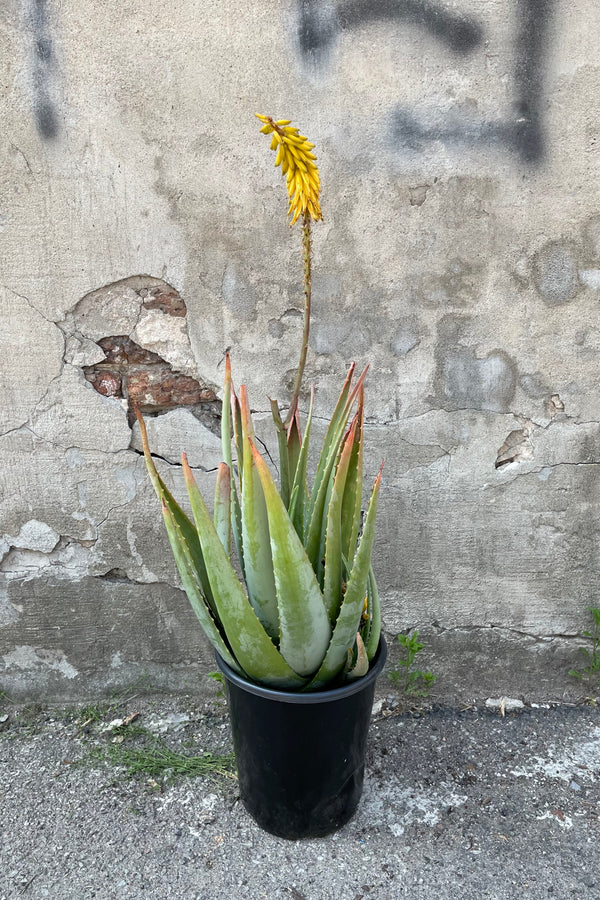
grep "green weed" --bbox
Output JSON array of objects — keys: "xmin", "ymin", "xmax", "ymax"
[
  {"xmin": 208, "ymin": 671, "xmax": 226, "ymax": 700},
  {"xmin": 90, "ymin": 740, "xmax": 236, "ymax": 783},
  {"xmin": 569, "ymin": 607, "xmax": 600, "ymax": 693},
  {"xmin": 388, "ymin": 630, "xmax": 437, "ymax": 697}
]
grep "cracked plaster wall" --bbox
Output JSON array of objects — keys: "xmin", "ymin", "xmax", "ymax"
[{"xmin": 1, "ymin": 0, "xmax": 599, "ymax": 700}]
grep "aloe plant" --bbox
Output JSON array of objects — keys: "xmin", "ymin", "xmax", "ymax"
[
  {"xmin": 137, "ymin": 114, "xmax": 383, "ymax": 691},
  {"xmin": 137, "ymin": 358, "xmax": 382, "ymax": 691}
]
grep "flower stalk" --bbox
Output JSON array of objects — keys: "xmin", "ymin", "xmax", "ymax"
[
  {"xmin": 256, "ymin": 114, "xmax": 321, "ymax": 425},
  {"xmin": 285, "ymin": 211, "xmax": 312, "ymax": 427}
]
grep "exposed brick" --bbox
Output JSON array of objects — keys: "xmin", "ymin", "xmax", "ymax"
[
  {"xmin": 85, "ymin": 369, "xmax": 122, "ymax": 398},
  {"xmin": 97, "ymin": 336, "xmax": 164, "ymax": 367},
  {"xmin": 142, "ymin": 286, "xmax": 187, "ymax": 317},
  {"xmin": 126, "ymin": 368, "xmax": 217, "ymax": 411},
  {"xmin": 83, "ymin": 332, "xmax": 219, "ymax": 419}
]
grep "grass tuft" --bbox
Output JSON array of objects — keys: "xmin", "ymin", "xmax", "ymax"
[{"xmin": 90, "ymin": 740, "xmax": 236, "ymax": 782}]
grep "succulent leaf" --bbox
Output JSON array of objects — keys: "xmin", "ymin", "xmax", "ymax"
[
  {"xmin": 288, "ymin": 386, "xmax": 314, "ymax": 539},
  {"xmin": 322, "ymin": 419, "xmax": 357, "ymax": 623},
  {"xmin": 231, "ymin": 385, "xmax": 244, "ymax": 491},
  {"xmin": 135, "ymin": 408, "xmax": 217, "ymax": 615},
  {"xmin": 161, "ymin": 501, "xmax": 241, "ymax": 675},
  {"xmin": 240, "ymin": 387, "xmax": 280, "ymax": 640},
  {"xmin": 305, "ymin": 366, "xmax": 368, "ymax": 569},
  {"xmin": 286, "ymin": 407, "xmax": 302, "ymax": 492},
  {"xmin": 228, "ymin": 382, "xmax": 246, "ymax": 578},
  {"xmin": 305, "ymin": 466, "xmax": 382, "ymax": 689},
  {"xmin": 221, "ymin": 353, "xmax": 232, "ymax": 468},
  {"xmin": 270, "ymin": 398, "xmax": 290, "ymax": 508},
  {"xmin": 364, "ymin": 566, "xmax": 381, "ymax": 661},
  {"xmin": 345, "ymin": 632, "xmax": 369, "ymax": 681},
  {"xmin": 182, "ymin": 454, "xmax": 304, "ymax": 688},
  {"xmin": 308, "ymin": 363, "xmax": 356, "ymax": 520},
  {"xmin": 213, "ymin": 463, "xmax": 231, "ymax": 554},
  {"xmin": 340, "ymin": 383, "xmax": 364, "ymax": 563},
  {"xmin": 230, "ymin": 478, "xmax": 245, "ymax": 579},
  {"xmin": 250, "ymin": 441, "xmax": 332, "ymax": 677}
]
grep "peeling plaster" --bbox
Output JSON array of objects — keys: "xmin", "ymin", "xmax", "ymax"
[
  {"xmin": 2, "ymin": 519, "xmax": 60, "ymax": 554},
  {"xmin": 3, "ymin": 645, "xmax": 78, "ymax": 679},
  {"xmin": 58, "ymin": 277, "xmax": 221, "ymax": 436}
]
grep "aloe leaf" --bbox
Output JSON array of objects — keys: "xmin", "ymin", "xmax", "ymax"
[
  {"xmin": 230, "ymin": 477, "xmax": 245, "ymax": 580},
  {"xmin": 250, "ymin": 441, "xmax": 332, "ymax": 677},
  {"xmin": 240, "ymin": 387, "xmax": 280, "ymax": 641},
  {"xmin": 308, "ymin": 363, "xmax": 356, "ymax": 517},
  {"xmin": 322, "ymin": 419, "xmax": 357, "ymax": 623},
  {"xmin": 341, "ymin": 383, "xmax": 364, "ymax": 563},
  {"xmin": 308, "ymin": 365, "xmax": 368, "ymax": 518},
  {"xmin": 286, "ymin": 406, "xmax": 302, "ymax": 494},
  {"xmin": 305, "ymin": 447, "xmax": 338, "ymax": 574},
  {"xmin": 305, "ymin": 465, "xmax": 382, "ymax": 689},
  {"xmin": 161, "ymin": 501, "xmax": 242, "ymax": 675},
  {"xmin": 364, "ymin": 565, "xmax": 381, "ymax": 661},
  {"xmin": 231, "ymin": 385, "xmax": 244, "ymax": 491},
  {"xmin": 182, "ymin": 455, "xmax": 305, "ymax": 688},
  {"xmin": 345, "ymin": 632, "xmax": 369, "ymax": 681},
  {"xmin": 221, "ymin": 353, "xmax": 232, "ymax": 468},
  {"xmin": 135, "ymin": 408, "xmax": 216, "ymax": 615},
  {"xmin": 270, "ymin": 397, "xmax": 290, "ymax": 508},
  {"xmin": 220, "ymin": 362, "xmax": 244, "ymax": 576},
  {"xmin": 229, "ymin": 384, "xmax": 245, "ymax": 575},
  {"xmin": 213, "ymin": 463, "xmax": 231, "ymax": 554},
  {"xmin": 289, "ymin": 387, "xmax": 314, "ymax": 539},
  {"xmin": 305, "ymin": 367, "xmax": 367, "ymax": 569}
]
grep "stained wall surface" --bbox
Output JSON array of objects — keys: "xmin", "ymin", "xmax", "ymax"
[{"xmin": 1, "ymin": 0, "xmax": 599, "ymax": 699}]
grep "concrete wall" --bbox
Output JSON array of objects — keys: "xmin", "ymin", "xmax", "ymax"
[{"xmin": 1, "ymin": 0, "xmax": 599, "ymax": 700}]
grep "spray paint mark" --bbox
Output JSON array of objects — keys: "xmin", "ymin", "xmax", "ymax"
[
  {"xmin": 30, "ymin": 0, "xmax": 59, "ymax": 139},
  {"xmin": 297, "ymin": 0, "xmax": 554, "ymax": 164}
]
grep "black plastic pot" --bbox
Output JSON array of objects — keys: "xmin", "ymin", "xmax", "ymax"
[{"xmin": 216, "ymin": 637, "xmax": 387, "ymax": 839}]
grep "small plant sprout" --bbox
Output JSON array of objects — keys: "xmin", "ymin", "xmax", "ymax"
[
  {"xmin": 569, "ymin": 607, "xmax": 600, "ymax": 694},
  {"xmin": 208, "ymin": 670, "xmax": 226, "ymax": 699},
  {"xmin": 388, "ymin": 630, "xmax": 437, "ymax": 698}
]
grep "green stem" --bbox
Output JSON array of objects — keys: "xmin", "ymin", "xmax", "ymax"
[{"xmin": 284, "ymin": 211, "xmax": 312, "ymax": 428}]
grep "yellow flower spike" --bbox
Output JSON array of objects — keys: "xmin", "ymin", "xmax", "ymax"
[{"xmin": 255, "ymin": 113, "xmax": 322, "ymax": 224}]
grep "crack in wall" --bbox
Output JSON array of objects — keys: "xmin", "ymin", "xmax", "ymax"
[
  {"xmin": 128, "ymin": 445, "xmax": 219, "ymax": 474},
  {"xmin": 427, "ymin": 623, "xmax": 588, "ymax": 644}
]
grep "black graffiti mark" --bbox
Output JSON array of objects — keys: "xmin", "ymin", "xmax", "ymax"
[
  {"xmin": 31, "ymin": 0, "xmax": 59, "ymax": 139},
  {"xmin": 298, "ymin": 0, "xmax": 483, "ymax": 63},
  {"xmin": 297, "ymin": 0, "xmax": 554, "ymax": 164},
  {"xmin": 512, "ymin": 0, "xmax": 553, "ymax": 162}
]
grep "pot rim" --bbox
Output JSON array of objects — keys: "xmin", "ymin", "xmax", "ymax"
[{"xmin": 215, "ymin": 635, "xmax": 387, "ymax": 704}]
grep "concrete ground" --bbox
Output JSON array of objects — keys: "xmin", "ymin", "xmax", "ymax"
[{"xmin": 1, "ymin": 692, "xmax": 599, "ymax": 900}]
